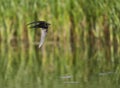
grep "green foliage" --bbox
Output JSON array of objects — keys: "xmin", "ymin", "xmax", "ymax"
[{"xmin": 0, "ymin": 0, "xmax": 120, "ymax": 88}]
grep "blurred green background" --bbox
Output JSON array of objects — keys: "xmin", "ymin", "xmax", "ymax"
[{"xmin": 0, "ymin": 0, "xmax": 120, "ymax": 88}]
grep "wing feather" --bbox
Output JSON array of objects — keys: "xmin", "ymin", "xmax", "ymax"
[{"xmin": 38, "ymin": 29, "xmax": 47, "ymax": 48}]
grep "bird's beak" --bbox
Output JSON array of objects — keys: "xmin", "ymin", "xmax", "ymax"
[{"xmin": 48, "ymin": 23, "xmax": 51, "ymax": 25}]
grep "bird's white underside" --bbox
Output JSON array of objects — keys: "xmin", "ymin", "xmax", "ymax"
[{"xmin": 38, "ymin": 29, "xmax": 47, "ymax": 48}]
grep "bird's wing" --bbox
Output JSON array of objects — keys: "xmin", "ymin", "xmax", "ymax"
[
  {"xmin": 27, "ymin": 21, "xmax": 40, "ymax": 28},
  {"xmin": 27, "ymin": 21, "xmax": 40, "ymax": 25},
  {"xmin": 39, "ymin": 29, "xmax": 47, "ymax": 48}
]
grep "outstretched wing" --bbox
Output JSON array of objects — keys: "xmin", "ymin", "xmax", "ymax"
[
  {"xmin": 27, "ymin": 21, "xmax": 50, "ymax": 29},
  {"xmin": 27, "ymin": 21, "xmax": 40, "ymax": 28},
  {"xmin": 39, "ymin": 29, "xmax": 47, "ymax": 48}
]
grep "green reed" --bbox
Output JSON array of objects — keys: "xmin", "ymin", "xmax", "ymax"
[{"xmin": 0, "ymin": 0, "xmax": 120, "ymax": 88}]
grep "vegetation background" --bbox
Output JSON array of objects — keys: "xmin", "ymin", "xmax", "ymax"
[{"xmin": 0, "ymin": 0, "xmax": 120, "ymax": 88}]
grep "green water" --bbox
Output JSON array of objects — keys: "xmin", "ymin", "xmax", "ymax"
[
  {"xmin": 0, "ymin": 44, "xmax": 119, "ymax": 88},
  {"xmin": 0, "ymin": 0, "xmax": 120, "ymax": 88}
]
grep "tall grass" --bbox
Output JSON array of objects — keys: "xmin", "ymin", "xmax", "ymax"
[{"xmin": 0, "ymin": 0, "xmax": 120, "ymax": 88}]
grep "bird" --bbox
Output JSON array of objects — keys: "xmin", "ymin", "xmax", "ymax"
[{"xmin": 27, "ymin": 21, "xmax": 50, "ymax": 48}]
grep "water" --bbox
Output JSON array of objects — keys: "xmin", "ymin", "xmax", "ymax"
[{"xmin": 0, "ymin": 40, "xmax": 119, "ymax": 88}]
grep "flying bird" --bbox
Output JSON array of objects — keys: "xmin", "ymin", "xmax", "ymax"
[{"xmin": 27, "ymin": 21, "xmax": 50, "ymax": 48}]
